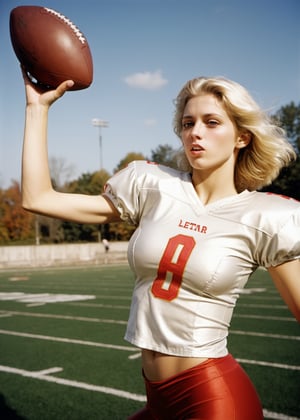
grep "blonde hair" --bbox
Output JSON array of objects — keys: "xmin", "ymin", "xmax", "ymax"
[{"xmin": 173, "ymin": 77, "xmax": 296, "ymax": 191}]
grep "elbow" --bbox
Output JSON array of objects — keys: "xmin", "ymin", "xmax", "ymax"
[
  {"xmin": 21, "ymin": 189, "xmax": 37, "ymax": 213},
  {"xmin": 21, "ymin": 190, "xmax": 48, "ymax": 214},
  {"xmin": 22, "ymin": 198, "xmax": 39, "ymax": 214}
]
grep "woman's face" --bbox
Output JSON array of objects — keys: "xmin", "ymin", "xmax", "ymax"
[{"xmin": 181, "ymin": 94, "xmax": 244, "ymax": 174}]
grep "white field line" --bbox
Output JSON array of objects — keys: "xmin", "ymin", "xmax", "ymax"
[
  {"xmin": 0, "ymin": 329, "xmax": 299, "ymax": 372},
  {"xmin": 238, "ymin": 303, "xmax": 288, "ymax": 309},
  {"xmin": 0, "ymin": 310, "xmax": 127, "ymax": 325},
  {"xmin": 88, "ymin": 295, "xmax": 131, "ymax": 301},
  {"xmin": 234, "ymin": 314, "xmax": 295, "ymax": 322},
  {"xmin": 1, "ymin": 310, "xmax": 299, "ymax": 340},
  {"xmin": 230, "ymin": 330, "xmax": 300, "ymax": 341},
  {"xmin": 0, "ymin": 364, "xmax": 297, "ymax": 419},
  {"xmin": 245, "ymin": 296, "xmax": 282, "ymax": 301},
  {"xmin": 0, "ymin": 329, "xmax": 136, "ymax": 352},
  {"xmin": 68, "ymin": 302, "xmax": 130, "ymax": 309},
  {"xmin": 31, "ymin": 367, "xmax": 63, "ymax": 376},
  {"xmin": 0, "ymin": 364, "xmax": 146, "ymax": 402},
  {"xmin": 263, "ymin": 410, "xmax": 300, "ymax": 420},
  {"xmin": 1, "ymin": 310, "xmax": 297, "ymax": 331},
  {"xmin": 236, "ymin": 358, "xmax": 300, "ymax": 371},
  {"xmin": 0, "ymin": 292, "xmax": 95, "ymax": 303},
  {"xmin": 128, "ymin": 352, "xmax": 142, "ymax": 360}
]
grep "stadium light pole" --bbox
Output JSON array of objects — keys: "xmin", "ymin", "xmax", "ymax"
[{"xmin": 92, "ymin": 118, "xmax": 109, "ymax": 170}]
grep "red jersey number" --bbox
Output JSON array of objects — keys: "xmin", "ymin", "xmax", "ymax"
[{"xmin": 151, "ymin": 234, "xmax": 196, "ymax": 301}]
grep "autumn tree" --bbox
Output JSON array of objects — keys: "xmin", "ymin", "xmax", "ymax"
[{"xmin": 0, "ymin": 181, "xmax": 34, "ymax": 243}]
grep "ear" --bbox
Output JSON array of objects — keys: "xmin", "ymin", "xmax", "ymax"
[{"xmin": 236, "ymin": 131, "xmax": 252, "ymax": 149}]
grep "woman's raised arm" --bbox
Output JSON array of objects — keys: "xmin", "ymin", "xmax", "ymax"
[{"xmin": 21, "ymin": 71, "xmax": 120, "ymax": 224}]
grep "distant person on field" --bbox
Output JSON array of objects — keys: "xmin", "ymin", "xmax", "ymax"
[
  {"xmin": 102, "ymin": 238, "xmax": 109, "ymax": 253},
  {"xmin": 20, "ymin": 71, "xmax": 300, "ymax": 419}
]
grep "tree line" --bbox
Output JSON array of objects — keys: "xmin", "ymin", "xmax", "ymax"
[{"xmin": 1, "ymin": 102, "xmax": 299, "ymax": 245}]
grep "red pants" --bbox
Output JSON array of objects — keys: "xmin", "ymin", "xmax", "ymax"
[{"xmin": 128, "ymin": 354, "xmax": 263, "ymax": 419}]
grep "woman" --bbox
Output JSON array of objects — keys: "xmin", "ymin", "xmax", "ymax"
[{"xmin": 21, "ymin": 73, "xmax": 300, "ymax": 419}]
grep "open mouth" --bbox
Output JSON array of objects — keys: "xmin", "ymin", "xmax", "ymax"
[{"xmin": 191, "ymin": 145, "xmax": 204, "ymax": 152}]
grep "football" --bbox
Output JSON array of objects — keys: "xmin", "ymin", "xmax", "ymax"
[{"xmin": 9, "ymin": 6, "xmax": 93, "ymax": 90}]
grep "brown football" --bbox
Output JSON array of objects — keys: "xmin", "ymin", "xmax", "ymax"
[{"xmin": 10, "ymin": 6, "xmax": 93, "ymax": 90}]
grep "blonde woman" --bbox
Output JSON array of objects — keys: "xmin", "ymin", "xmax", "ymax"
[{"xmin": 21, "ymin": 73, "xmax": 300, "ymax": 419}]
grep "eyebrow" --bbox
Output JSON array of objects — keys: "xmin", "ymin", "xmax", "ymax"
[{"xmin": 182, "ymin": 113, "xmax": 223, "ymax": 120}]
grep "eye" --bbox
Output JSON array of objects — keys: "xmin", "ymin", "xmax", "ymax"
[
  {"xmin": 182, "ymin": 120, "xmax": 194, "ymax": 129},
  {"xmin": 207, "ymin": 119, "xmax": 219, "ymax": 127}
]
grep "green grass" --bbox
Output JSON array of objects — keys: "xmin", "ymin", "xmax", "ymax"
[{"xmin": 0, "ymin": 265, "xmax": 299, "ymax": 419}]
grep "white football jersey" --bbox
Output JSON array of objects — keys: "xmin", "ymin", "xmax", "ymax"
[{"xmin": 103, "ymin": 161, "xmax": 300, "ymax": 357}]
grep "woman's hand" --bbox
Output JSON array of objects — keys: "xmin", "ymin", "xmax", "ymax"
[{"xmin": 21, "ymin": 67, "xmax": 74, "ymax": 108}]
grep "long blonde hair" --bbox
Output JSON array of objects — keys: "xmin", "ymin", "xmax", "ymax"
[{"xmin": 173, "ymin": 77, "xmax": 296, "ymax": 191}]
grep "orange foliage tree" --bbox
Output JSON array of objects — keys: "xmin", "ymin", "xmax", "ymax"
[{"xmin": 0, "ymin": 181, "xmax": 35, "ymax": 243}]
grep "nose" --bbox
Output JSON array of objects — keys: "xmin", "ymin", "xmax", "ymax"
[{"xmin": 191, "ymin": 121, "xmax": 204, "ymax": 139}]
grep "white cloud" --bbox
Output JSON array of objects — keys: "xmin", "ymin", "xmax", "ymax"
[
  {"xmin": 144, "ymin": 118, "xmax": 157, "ymax": 126},
  {"xmin": 124, "ymin": 70, "xmax": 168, "ymax": 90}
]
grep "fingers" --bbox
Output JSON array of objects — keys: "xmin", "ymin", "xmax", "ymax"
[
  {"xmin": 21, "ymin": 64, "xmax": 74, "ymax": 91},
  {"xmin": 20, "ymin": 65, "xmax": 75, "ymax": 105},
  {"xmin": 56, "ymin": 80, "xmax": 75, "ymax": 96},
  {"xmin": 49, "ymin": 80, "xmax": 74, "ymax": 104}
]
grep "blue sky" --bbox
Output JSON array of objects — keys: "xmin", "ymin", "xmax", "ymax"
[{"xmin": 1, "ymin": 0, "xmax": 299, "ymax": 188}]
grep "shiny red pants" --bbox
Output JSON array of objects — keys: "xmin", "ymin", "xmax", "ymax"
[{"xmin": 128, "ymin": 354, "xmax": 263, "ymax": 419}]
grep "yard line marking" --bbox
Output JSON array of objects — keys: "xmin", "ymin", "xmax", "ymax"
[
  {"xmin": 0, "ymin": 365, "xmax": 147, "ymax": 402},
  {"xmin": 128, "ymin": 352, "xmax": 142, "ymax": 360},
  {"xmin": 1, "ymin": 310, "xmax": 127, "ymax": 325},
  {"xmin": 0, "ymin": 364, "xmax": 297, "ymax": 418},
  {"xmin": 263, "ymin": 409, "xmax": 300, "ymax": 419},
  {"xmin": 31, "ymin": 367, "xmax": 63, "ymax": 376},
  {"xmin": 234, "ymin": 314, "xmax": 296, "ymax": 322},
  {"xmin": 245, "ymin": 296, "xmax": 282, "ymax": 301},
  {"xmin": 231, "ymin": 330, "xmax": 300, "ymax": 341},
  {"xmin": 0, "ymin": 329, "xmax": 298, "ymax": 372},
  {"xmin": 0, "ymin": 312, "xmax": 12, "ymax": 318},
  {"xmin": 0, "ymin": 329, "xmax": 136, "ymax": 352},
  {"xmin": 237, "ymin": 358, "xmax": 300, "ymax": 371},
  {"xmin": 94, "ymin": 295, "xmax": 131, "ymax": 301},
  {"xmin": 68, "ymin": 302, "xmax": 131, "ymax": 310},
  {"xmin": 238, "ymin": 303, "xmax": 288, "ymax": 309},
  {"xmin": 238, "ymin": 288, "xmax": 266, "ymax": 294},
  {"xmin": 0, "ymin": 292, "xmax": 95, "ymax": 304}
]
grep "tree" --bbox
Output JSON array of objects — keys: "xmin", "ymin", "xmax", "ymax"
[
  {"xmin": 113, "ymin": 152, "xmax": 146, "ymax": 173},
  {"xmin": 263, "ymin": 102, "xmax": 300, "ymax": 201},
  {"xmin": 49, "ymin": 156, "xmax": 76, "ymax": 189},
  {"xmin": 61, "ymin": 169, "xmax": 111, "ymax": 242},
  {"xmin": 150, "ymin": 144, "xmax": 178, "ymax": 168},
  {"xmin": 273, "ymin": 102, "xmax": 300, "ymax": 151},
  {"xmin": 0, "ymin": 181, "xmax": 35, "ymax": 243}
]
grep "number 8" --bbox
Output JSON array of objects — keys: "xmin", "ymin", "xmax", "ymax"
[{"xmin": 151, "ymin": 234, "xmax": 196, "ymax": 301}]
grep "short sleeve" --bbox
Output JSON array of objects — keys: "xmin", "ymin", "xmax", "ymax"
[
  {"xmin": 102, "ymin": 162, "xmax": 140, "ymax": 225},
  {"xmin": 259, "ymin": 206, "xmax": 300, "ymax": 268}
]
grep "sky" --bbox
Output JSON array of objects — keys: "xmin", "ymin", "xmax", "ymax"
[{"xmin": 0, "ymin": 0, "xmax": 299, "ymax": 188}]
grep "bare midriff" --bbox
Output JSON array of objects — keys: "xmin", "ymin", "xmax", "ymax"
[{"xmin": 142, "ymin": 349, "xmax": 208, "ymax": 381}]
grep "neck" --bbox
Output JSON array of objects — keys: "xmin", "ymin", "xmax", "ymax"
[{"xmin": 191, "ymin": 169, "xmax": 237, "ymax": 205}]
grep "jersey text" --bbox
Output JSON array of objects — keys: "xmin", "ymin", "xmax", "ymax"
[{"xmin": 178, "ymin": 219, "xmax": 207, "ymax": 234}]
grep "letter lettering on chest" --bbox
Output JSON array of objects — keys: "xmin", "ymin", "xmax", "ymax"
[{"xmin": 178, "ymin": 219, "xmax": 207, "ymax": 234}]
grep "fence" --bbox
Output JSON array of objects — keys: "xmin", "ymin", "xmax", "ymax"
[{"xmin": 0, "ymin": 242, "xmax": 128, "ymax": 269}]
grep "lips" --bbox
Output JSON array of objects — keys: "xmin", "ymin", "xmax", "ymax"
[{"xmin": 191, "ymin": 144, "xmax": 204, "ymax": 152}]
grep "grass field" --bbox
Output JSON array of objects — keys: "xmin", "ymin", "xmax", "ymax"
[{"xmin": 0, "ymin": 264, "xmax": 299, "ymax": 419}]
